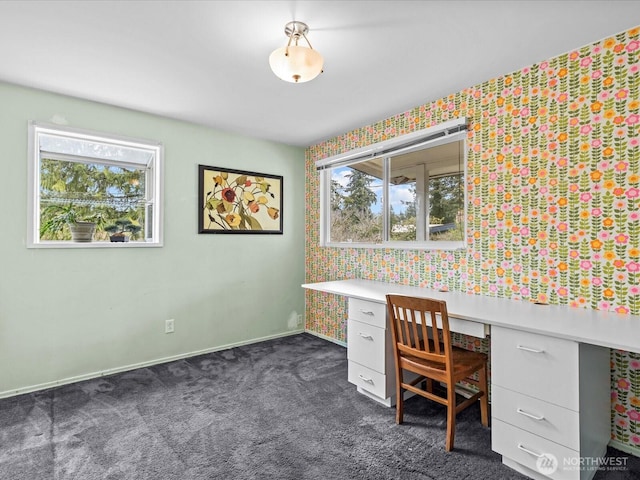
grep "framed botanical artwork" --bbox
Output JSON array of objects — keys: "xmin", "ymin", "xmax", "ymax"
[{"xmin": 198, "ymin": 165, "xmax": 283, "ymax": 234}]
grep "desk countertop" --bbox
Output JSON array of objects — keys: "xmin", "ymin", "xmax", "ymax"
[{"xmin": 302, "ymin": 279, "xmax": 640, "ymax": 353}]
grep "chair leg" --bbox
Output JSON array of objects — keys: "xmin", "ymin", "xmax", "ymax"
[
  {"xmin": 445, "ymin": 383, "xmax": 456, "ymax": 451},
  {"xmin": 479, "ymin": 364, "xmax": 489, "ymax": 427},
  {"xmin": 396, "ymin": 372, "xmax": 404, "ymax": 424}
]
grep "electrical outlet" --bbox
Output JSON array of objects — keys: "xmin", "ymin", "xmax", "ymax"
[
  {"xmin": 165, "ymin": 319, "xmax": 175, "ymax": 334},
  {"xmin": 297, "ymin": 314, "xmax": 303, "ymax": 327}
]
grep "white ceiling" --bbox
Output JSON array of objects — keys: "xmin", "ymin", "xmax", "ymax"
[{"xmin": 0, "ymin": 1, "xmax": 638, "ymax": 147}]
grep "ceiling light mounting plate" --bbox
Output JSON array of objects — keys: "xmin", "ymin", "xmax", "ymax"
[{"xmin": 284, "ymin": 21, "xmax": 309, "ymax": 39}]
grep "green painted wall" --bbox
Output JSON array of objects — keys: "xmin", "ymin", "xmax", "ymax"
[{"xmin": 0, "ymin": 82, "xmax": 306, "ymax": 396}]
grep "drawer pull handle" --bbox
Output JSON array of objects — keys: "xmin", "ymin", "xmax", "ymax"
[
  {"xmin": 517, "ymin": 443, "xmax": 544, "ymax": 458},
  {"xmin": 358, "ymin": 332, "xmax": 374, "ymax": 341},
  {"xmin": 359, "ymin": 309, "xmax": 375, "ymax": 316},
  {"xmin": 516, "ymin": 345, "xmax": 545, "ymax": 354},
  {"xmin": 358, "ymin": 374, "xmax": 374, "ymax": 384},
  {"xmin": 517, "ymin": 408, "xmax": 545, "ymax": 421}
]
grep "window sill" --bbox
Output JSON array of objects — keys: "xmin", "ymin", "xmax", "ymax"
[
  {"xmin": 321, "ymin": 241, "xmax": 466, "ymax": 251},
  {"xmin": 28, "ymin": 241, "xmax": 162, "ymax": 249}
]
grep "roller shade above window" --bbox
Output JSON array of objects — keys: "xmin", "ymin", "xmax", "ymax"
[{"xmin": 315, "ymin": 118, "xmax": 467, "ymax": 171}]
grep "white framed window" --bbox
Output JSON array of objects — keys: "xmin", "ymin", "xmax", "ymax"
[
  {"xmin": 27, "ymin": 122, "xmax": 163, "ymax": 248},
  {"xmin": 318, "ymin": 118, "xmax": 467, "ymax": 250}
]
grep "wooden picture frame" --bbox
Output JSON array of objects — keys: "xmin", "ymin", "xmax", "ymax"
[{"xmin": 198, "ymin": 164, "xmax": 283, "ymax": 234}]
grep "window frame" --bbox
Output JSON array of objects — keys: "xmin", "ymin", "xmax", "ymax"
[
  {"xmin": 27, "ymin": 122, "xmax": 164, "ymax": 248},
  {"xmin": 318, "ymin": 118, "xmax": 467, "ymax": 250}
]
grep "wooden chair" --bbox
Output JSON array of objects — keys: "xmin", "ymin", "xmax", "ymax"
[{"xmin": 386, "ymin": 294, "xmax": 489, "ymax": 451}]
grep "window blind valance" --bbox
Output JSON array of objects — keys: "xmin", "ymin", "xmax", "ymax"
[{"xmin": 315, "ymin": 118, "xmax": 467, "ymax": 171}]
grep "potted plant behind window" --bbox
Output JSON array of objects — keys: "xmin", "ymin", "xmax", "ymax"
[
  {"xmin": 104, "ymin": 218, "xmax": 142, "ymax": 242},
  {"xmin": 40, "ymin": 203, "xmax": 103, "ymax": 242}
]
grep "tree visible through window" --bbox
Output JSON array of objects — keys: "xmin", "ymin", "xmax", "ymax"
[
  {"xmin": 40, "ymin": 158, "xmax": 146, "ymax": 241},
  {"xmin": 330, "ymin": 169, "xmax": 382, "ymax": 243}
]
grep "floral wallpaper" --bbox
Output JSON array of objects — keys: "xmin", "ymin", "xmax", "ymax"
[{"xmin": 305, "ymin": 27, "xmax": 640, "ymax": 452}]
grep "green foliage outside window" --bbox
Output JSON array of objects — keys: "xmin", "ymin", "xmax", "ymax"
[
  {"xmin": 330, "ymin": 169, "xmax": 464, "ymax": 243},
  {"xmin": 39, "ymin": 158, "xmax": 145, "ymax": 241},
  {"xmin": 330, "ymin": 169, "xmax": 382, "ymax": 243}
]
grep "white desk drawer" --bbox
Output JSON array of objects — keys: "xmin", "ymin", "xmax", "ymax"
[
  {"xmin": 492, "ymin": 385, "xmax": 580, "ymax": 451},
  {"xmin": 493, "ymin": 419, "xmax": 581, "ymax": 480},
  {"xmin": 491, "ymin": 326, "xmax": 579, "ymax": 411},
  {"xmin": 348, "ymin": 298, "xmax": 387, "ymax": 328},
  {"xmin": 347, "ymin": 319, "xmax": 389, "ymax": 373},
  {"xmin": 448, "ymin": 316, "xmax": 488, "ymax": 338},
  {"xmin": 348, "ymin": 361, "xmax": 393, "ymax": 399}
]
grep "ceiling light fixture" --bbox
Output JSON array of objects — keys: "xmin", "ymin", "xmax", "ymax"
[{"xmin": 269, "ymin": 21, "xmax": 323, "ymax": 84}]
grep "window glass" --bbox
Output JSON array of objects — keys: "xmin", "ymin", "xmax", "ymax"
[
  {"xmin": 389, "ymin": 164, "xmax": 419, "ymax": 241},
  {"xmin": 329, "ymin": 163, "xmax": 383, "ymax": 243},
  {"xmin": 39, "ymin": 133, "xmax": 153, "ymax": 165},
  {"xmin": 428, "ymin": 171, "xmax": 464, "ymax": 241},
  {"xmin": 322, "ymin": 129, "xmax": 465, "ymax": 249}
]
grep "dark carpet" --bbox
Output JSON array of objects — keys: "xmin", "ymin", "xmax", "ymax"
[{"xmin": 0, "ymin": 333, "xmax": 637, "ymax": 479}]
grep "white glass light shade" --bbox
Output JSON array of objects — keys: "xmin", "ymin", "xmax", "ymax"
[{"xmin": 269, "ymin": 45, "xmax": 324, "ymax": 83}]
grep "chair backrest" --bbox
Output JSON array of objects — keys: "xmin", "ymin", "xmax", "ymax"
[{"xmin": 386, "ymin": 294, "xmax": 453, "ymax": 369}]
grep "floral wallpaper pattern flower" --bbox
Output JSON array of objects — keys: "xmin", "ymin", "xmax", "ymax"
[{"xmin": 305, "ymin": 27, "xmax": 640, "ymax": 451}]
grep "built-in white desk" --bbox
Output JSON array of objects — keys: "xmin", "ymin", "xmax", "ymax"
[{"xmin": 302, "ymin": 279, "xmax": 640, "ymax": 480}]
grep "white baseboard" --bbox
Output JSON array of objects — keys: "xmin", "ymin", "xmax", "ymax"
[
  {"xmin": 0, "ymin": 329, "xmax": 304, "ymax": 399},
  {"xmin": 608, "ymin": 439, "xmax": 640, "ymax": 458},
  {"xmin": 304, "ymin": 329, "xmax": 347, "ymax": 348}
]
